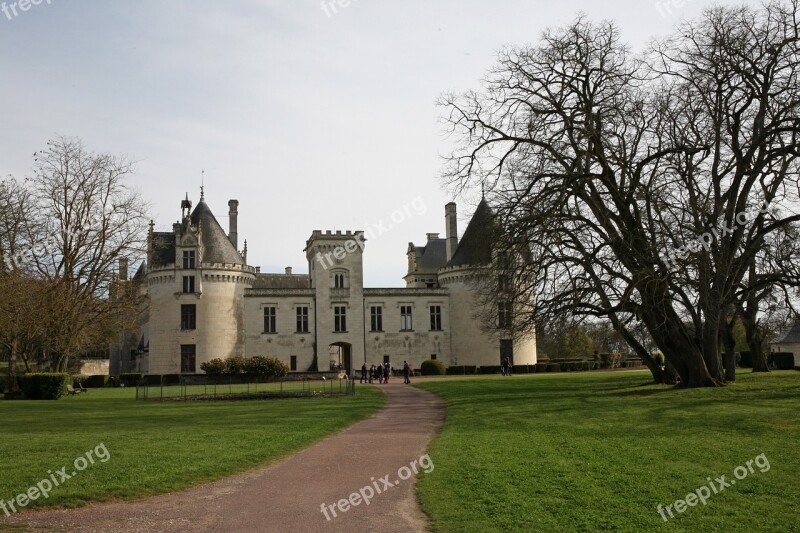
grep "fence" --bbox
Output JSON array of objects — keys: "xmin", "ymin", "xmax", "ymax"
[{"xmin": 135, "ymin": 375, "xmax": 355, "ymax": 401}]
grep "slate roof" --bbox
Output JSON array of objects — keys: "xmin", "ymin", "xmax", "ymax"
[
  {"xmin": 252, "ymin": 273, "xmax": 311, "ymax": 289},
  {"xmin": 190, "ymin": 199, "xmax": 244, "ymax": 265},
  {"xmin": 411, "ymin": 239, "xmax": 448, "ymax": 273},
  {"xmin": 773, "ymin": 320, "xmax": 800, "ymax": 344},
  {"xmin": 447, "ymin": 199, "xmax": 495, "ymax": 267},
  {"xmin": 150, "ymin": 232, "xmax": 176, "ymax": 268}
]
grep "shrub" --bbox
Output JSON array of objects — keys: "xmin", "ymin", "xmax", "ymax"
[
  {"xmin": 547, "ymin": 363, "xmax": 561, "ymax": 372},
  {"xmin": 84, "ymin": 375, "xmax": 109, "ymax": 388},
  {"xmin": 225, "ymin": 356, "xmax": 247, "ymax": 374},
  {"xmin": 512, "ymin": 364, "xmax": 534, "ymax": 374},
  {"xmin": 72, "ymin": 375, "xmax": 88, "ymax": 387},
  {"xmin": 18, "ymin": 373, "xmax": 70, "ymax": 400},
  {"xmin": 200, "ymin": 358, "xmax": 227, "ymax": 375},
  {"xmin": 739, "ymin": 351, "xmax": 753, "ymax": 368},
  {"xmin": 247, "ymin": 356, "xmax": 289, "ymax": 379},
  {"xmin": 446, "ymin": 365, "xmax": 465, "ymax": 375},
  {"xmin": 653, "ymin": 352, "xmax": 665, "ymax": 367},
  {"xmin": 0, "ymin": 375, "xmax": 8, "ymax": 393},
  {"xmin": 420, "ymin": 360, "xmax": 445, "ymax": 375},
  {"xmin": 773, "ymin": 352, "xmax": 796, "ymax": 370},
  {"xmin": 119, "ymin": 373, "xmax": 144, "ymax": 387},
  {"xmin": 478, "ymin": 365, "xmax": 502, "ymax": 374}
]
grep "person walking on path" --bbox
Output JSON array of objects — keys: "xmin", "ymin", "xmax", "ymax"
[
  {"xmin": 360, "ymin": 363, "xmax": 368, "ymax": 383},
  {"xmin": 403, "ymin": 361, "xmax": 411, "ymax": 384},
  {"xmin": 383, "ymin": 362, "xmax": 390, "ymax": 384}
]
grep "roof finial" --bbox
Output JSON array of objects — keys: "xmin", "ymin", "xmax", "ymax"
[{"xmin": 200, "ymin": 170, "xmax": 205, "ymax": 199}]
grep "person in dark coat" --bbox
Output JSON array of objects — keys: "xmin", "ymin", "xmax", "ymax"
[
  {"xmin": 361, "ymin": 363, "xmax": 368, "ymax": 383},
  {"xmin": 403, "ymin": 361, "xmax": 411, "ymax": 384}
]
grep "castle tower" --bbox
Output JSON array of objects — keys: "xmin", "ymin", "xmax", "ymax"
[
  {"xmin": 305, "ymin": 230, "xmax": 366, "ymax": 373},
  {"xmin": 146, "ymin": 195, "xmax": 255, "ymax": 374},
  {"xmin": 437, "ymin": 199, "xmax": 537, "ymax": 366}
]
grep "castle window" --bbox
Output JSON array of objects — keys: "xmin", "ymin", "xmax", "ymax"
[
  {"xmin": 263, "ymin": 307, "xmax": 277, "ymax": 333},
  {"xmin": 182, "ymin": 275, "xmax": 195, "ymax": 293},
  {"xmin": 182, "ymin": 250, "xmax": 196, "ymax": 269},
  {"xmin": 181, "ymin": 304, "xmax": 196, "ymax": 330},
  {"xmin": 499, "ymin": 301, "xmax": 513, "ymax": 329},
  {"xmin": 290, "ymin": 355, "xmax": 297, "ymax": 371},
  {"xmin": 334, "ymin": 273, "xmax": 346, "ymax": 288},
  {"xmin": 180, "ymin": 344, "xmax": 196, "ymax": 373},
  {"xmin": 370, "ymin": 306, "xmax": 383, "ymax": 332},
  {"xmin": 296, "ymin": 306, "xmax": 309, "ymax": 333},
  {"xmin": 498, "ymin": 275, "xmax": 509, "ymax": 292},
  {"xmin": 430, "ymin": 305, "xmax": 442, "ymax": 331},
  {"xmin": 334, "ymin": 306, "xmax": 347, "ymax": 332},
  {"xmin": 400, "ymin": 306, "xmax": 413, "ymax": 331}
]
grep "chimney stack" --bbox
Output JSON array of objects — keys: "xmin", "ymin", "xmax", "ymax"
[
  {"xmin": 445, "ymin": 202, "xmax": 458, "ymax": 262},
  {"xmin": 285, "ymin": 266, "xmax": 293, "ymax": 275},
  {"xmin": 426, "ymin": 233, "xmax": 440, "ymax": 242},
  {"xmin": 119, "ymin": 258, "xmax": 129, "ymax": 281},
  {"xmin": 228, "ymin": 199, "xmax": 239, "ymax": 249}
]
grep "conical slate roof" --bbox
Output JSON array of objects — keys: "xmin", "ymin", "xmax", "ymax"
[
  {"xmin": 447, "ymin": 199, "xmax": 495, "ymax": 267},
  {"xmin": 774, "ymin": 320, "xmax": 800, "ymax": 344},
  {"xmin": 190, "ymin": 199, "xmax": 244, "ymax": 265}
]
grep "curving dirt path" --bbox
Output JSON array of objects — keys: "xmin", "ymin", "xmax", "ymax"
[{"xmin": 1, "ymin": 384, "xmax": 445, "ymax": 533}]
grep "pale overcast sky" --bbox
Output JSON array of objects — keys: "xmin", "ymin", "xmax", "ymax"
[{"xmin": 0, "ymin": 0, "xmax": 756, "ymax": 286}]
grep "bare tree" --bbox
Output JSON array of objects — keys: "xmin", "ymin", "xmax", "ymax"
[
  {"xmin": 4, "ymin": 137, "xmax": 149, "ymax": 371},
  {"xmin": 440, "ymin": 3, "xmax": 800, "ymax": 387}
]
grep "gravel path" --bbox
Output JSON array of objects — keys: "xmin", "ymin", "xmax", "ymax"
[{"xmin": 1, "ymin": 383, "xmax": 445, "ymax": 533}]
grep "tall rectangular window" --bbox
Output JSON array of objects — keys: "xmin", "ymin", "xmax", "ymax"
[
  {"xmin": 296, "ymin": 306, "xmax": 309, "ymax": 333},
  {"xmin": 180, "ymin": 344, "xmax": 196, "ymax": 373},
  {"xmin": 290, "ymin": 355, "xmax": 297, "ymax": 371},
  {"xmin": 263, "ymin": 306, "xmax": 277, "ymax": 333},
  {"xmin": 182, "ymin": 275, "xmax": 195, "ymax": 294},
  {"xmin": 400, "ymin": 305, "xmax": 413, "ymax": 331},
  {"xmin": 370, "ymin": 306, "xmax": 383, "ymax": 331},
  {"xmin": 430, "ymin": 305, "xmax": 442, "ymax": 331},
  {"xmin": 181, "ymin": 304, "xmax": 196, "ymax": 330},
  {"xmin": 182, "ymin": 250, "xmax": 196, "ymax": 269},
  {"xmin": 334, "ymin": 306, "xmax": 347, "ymax": 332},
  {"xmin": 499, "ymin": 301, "xmax": 513, "ymax": 329}
]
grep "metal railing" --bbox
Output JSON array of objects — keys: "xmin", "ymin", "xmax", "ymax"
[{"xmin": 136, "ymin": 375, "xmax": 355, "ymax": 401}]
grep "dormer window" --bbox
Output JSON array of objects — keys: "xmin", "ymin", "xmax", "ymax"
[{"xmin": 183, "ymin": 250, "xmax": 196, "ymax": 269}]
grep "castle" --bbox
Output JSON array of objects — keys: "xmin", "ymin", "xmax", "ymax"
[{"xmin": 110, "ymin": 192, "xmax": 537, "ymax": 375}]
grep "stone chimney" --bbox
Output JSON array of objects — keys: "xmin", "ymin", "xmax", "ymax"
[
  {"xmin": 445, "ymin": 202, "xmax": 458, "ymax": 262},
  {"xmin": 228, "ymin": 199, "xmax": 239, "ymax": 249},
  {"xmin": 285, "ymin": 266, "xmax": 293, "ymax": 275},
  {"xmin": 119, "ymin": 258, "xmax": 129, "ymax": 281}
]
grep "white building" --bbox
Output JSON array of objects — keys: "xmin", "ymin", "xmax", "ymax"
[{"xmin": 111, "ymin": 193, "xmax": 537, "ymax": 374}]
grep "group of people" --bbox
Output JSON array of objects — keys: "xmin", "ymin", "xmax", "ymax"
[
  {"xmin": 361, "ymin": 361, "xmax": 414, "ymax": 384},
  {"xmin": 501, "ymin": 356, "xmax": 513, "ymax": 376}
]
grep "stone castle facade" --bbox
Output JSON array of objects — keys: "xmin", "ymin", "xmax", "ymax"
[{"xmin": 110, "ymin": 193, "xmax": 537, "ymax": 374}]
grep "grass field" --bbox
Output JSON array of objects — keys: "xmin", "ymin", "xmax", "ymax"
[
  {"xmin": 415, "ymin": 370, "xmax": 800, "ymax": 532},
  {"xmin": 0, "ymin": 386, "xmax": 383, "ymax": 509}
]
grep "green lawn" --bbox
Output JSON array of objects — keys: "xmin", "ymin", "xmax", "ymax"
[
  {"xmin": 0, "ymin": 386, "xmax": 383, "ymax": 509},
  {"xmin": 415, "ymin": 370, "xmax": 800, "ymax": 532}
]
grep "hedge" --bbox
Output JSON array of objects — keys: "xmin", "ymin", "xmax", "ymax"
[
  {"xmin": 478, "ymin": 365, "xmax": 503, "ymax": 374},
  {"xmin": 18, "ymin": 373, "xmax": 71, "ymax": 400},
  {"xmin": 0, "ymin": 375, "xmax": 8, "ymax": 393},
  {"xmin": 546, "ymin": 363, "xmax": 561, "ymax": 372},
  {"xmin": 72, "ymin": 375, "xmax": 88, "ymax": 387},
  {"xmin": 85, "ymin": 374, "xmax": 110, "ymax": 388},
  {"xmin": 739, "ymin": 351, "xmax": 753, "ymax": 368},
  {"xmin": 513, "ymin": 364, "xmax": 536, "ymax": 374},
  {"xmin": 420, "ymin": 360, "xmax": 446, "ymax": 376},
  {"xmin": 773, "ymin": 352, "xmax": 796, "ymax": 370},
  {"xmin": 445, "ymin": 365, "xmax": 477, "ymax": 375},
  {"xmin": 119, "ymin": 373, "xmax": 144, "ymax": 387}
]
